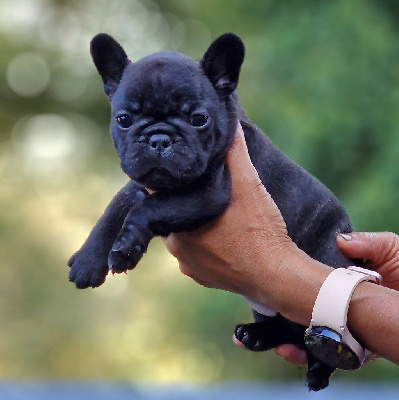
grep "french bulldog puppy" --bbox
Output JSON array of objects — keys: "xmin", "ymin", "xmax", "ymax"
[{"xmin": 68, "ymin": 33, "xmax": 357, "ymax": 391}]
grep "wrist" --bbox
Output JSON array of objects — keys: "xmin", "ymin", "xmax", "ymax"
[
  {"xmin": 246, "ymin": 240, "xmax": 332, "ymax": 325},
  {"xmin": 278, "ymin": 248, "xmax": 332, "ymax": 325}
]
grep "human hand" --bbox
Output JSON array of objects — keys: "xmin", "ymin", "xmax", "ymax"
[
  {"xmin": 165, "ymin": 122, "xmax": 307, "ymax": 365},
  {"xmin": 164, "ymin": 123, "xmax": 293, "ymax": 299}
]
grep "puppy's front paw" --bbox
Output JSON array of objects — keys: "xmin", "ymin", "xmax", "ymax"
[
  {"xmin": 68, "ymin": 250, "xmax": 109, "ymax": 289},
  {"xmin": 108, "ymin": 224, "xmax": 152, "ymax": 274}
]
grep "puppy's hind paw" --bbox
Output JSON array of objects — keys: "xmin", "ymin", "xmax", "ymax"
[
  {"xmin": 306, "ymin": 360, "xmax": 334, "ymax": 392},
  {"xmin": 235, "ymin": 324, "xmax": 269, "ymax": 352}
]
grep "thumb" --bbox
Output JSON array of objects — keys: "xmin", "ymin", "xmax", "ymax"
[
  {"xmin": 225, "ymin": 122, "xmax": 289, "ymax": 238},
  {"xmin": 226, "ymin": 123, "xmax": 252, "ymax": 168},
  {"xmin": 226, "ymin": 123, "xmax": 267, "ymax": 202},
  {"xmin": 337, "ymin": 232, "xmax": 399, "ymax": 269}
]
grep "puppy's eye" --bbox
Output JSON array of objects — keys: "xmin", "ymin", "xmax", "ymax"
[
  {"xmin": 190, "ymin": 114, "xmax": 209, "ymax": 128},
  {"xmin": 116, "ymin": 114, "xmax": 133, "ymax": 129}
]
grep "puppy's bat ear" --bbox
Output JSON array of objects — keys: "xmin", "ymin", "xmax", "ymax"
[
  {"xmin": 200, "ymin": 33, "xmax": 245, "ymax": 97},
  {"xmin": 90, "ymin": 33, "xmax": 129, "ymax": 97}
]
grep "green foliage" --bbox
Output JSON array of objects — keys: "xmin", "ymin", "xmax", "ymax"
[{"xmin": 0, "ymin": 0, "xmax": 398, "ymax": 384}]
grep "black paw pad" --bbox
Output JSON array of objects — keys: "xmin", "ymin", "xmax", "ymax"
[{"xmin": 235, "ymin": 324, "xmax": 268, "ymax": 352}]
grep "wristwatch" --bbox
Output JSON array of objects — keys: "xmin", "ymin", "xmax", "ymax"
[{"xmin": 304, "ymin": 266, "xmax": 382, "ymax": 370}]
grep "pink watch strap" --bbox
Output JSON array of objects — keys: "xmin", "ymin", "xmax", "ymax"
[{"xmin": 308, "ymin": 266, "xmax": 382, "ymax": 363}]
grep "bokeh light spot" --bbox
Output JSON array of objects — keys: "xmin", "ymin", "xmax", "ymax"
[
  {"xmin": 7, "ymin": 53, "xmax": 51, "ymax": 97},
  {"xmin": 11, "ymin": 114, "xmax": 78, "ymax": 179}
]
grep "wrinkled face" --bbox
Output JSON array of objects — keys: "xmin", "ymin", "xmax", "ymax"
[{"xmin": 109, "ymin": 53, "xmax": 231, "ymax": 191}]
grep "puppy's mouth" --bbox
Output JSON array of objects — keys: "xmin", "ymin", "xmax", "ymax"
[{"xmin": 138, "ymin": 167, "xmax": 179, "ymax": 190}]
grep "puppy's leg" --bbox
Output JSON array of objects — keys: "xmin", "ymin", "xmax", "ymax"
[
  {"xmin": 68, "ymin": 181, "xmax": 147, "ymax": 288},
  {"xmin": 109, "ymin": 168, "xmax": 231, "ymax": 273},
  {"xmin": 306, "ymin": 350, "xmax": 335, "ymax": 391}
]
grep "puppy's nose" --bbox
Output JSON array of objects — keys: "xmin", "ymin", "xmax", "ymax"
[{"xmin": 149, "ymin": 134, "xmax": 172, "ymax": 151}]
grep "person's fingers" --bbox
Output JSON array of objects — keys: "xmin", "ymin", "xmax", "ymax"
[
  {"xmin": 337, "ymin": 232, "xmax": 399, "ymax": 289},
  {"xmin": 232, "ymin": 335, "xmax": 245, "ymax": 347},
  {"xmin": 337, "ymin": 232, "xmax": 399, "ymax": 269},
  {"xmin": 234, "ymin": 335, "xmax": 307, "ymax": 367},
  {"xmin": 163, "ymin": 234, "xmax": 179, "ymax": 259},
  {"xmin": 274, "ymin": 344, "xmax": 307, "ymax": 366}
]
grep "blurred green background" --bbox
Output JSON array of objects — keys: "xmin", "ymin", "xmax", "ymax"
[{"xmin": 0, "ymin": 0, "xmax": 398, "ymax": 386}]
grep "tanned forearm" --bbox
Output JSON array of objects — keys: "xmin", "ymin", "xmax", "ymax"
[{"xmin": 259, "ymin": 244, "xmax": 399, "ymax": 365}]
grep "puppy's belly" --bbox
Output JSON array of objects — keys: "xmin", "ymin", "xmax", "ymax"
[{"xmin": 244, "ymin": 296, "xmax": 278, "ymax": 317}]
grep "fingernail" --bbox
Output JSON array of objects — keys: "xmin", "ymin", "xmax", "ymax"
[{"xmin": 339, "ymin": 233, "xmax": 353, "ymax": 241}]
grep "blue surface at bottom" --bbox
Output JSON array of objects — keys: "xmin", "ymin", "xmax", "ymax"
[{"xmin": 0, "ymin": 382, "xmax": 398, "ymax": 399}]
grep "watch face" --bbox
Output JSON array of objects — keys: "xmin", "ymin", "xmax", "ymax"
[{"xmin": 305, "ymin": 326, "xmax": 361, "ymax": 370}]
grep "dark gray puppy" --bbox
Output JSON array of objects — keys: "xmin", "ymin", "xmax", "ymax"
[{"xmin": 68, "ymin": 33, "xmax": 357, "ymax": 391}]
